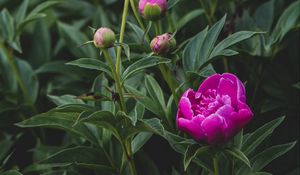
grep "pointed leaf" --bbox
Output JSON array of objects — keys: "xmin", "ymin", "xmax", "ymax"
[
  {"xmin": 184, "ymin": 145, "xmax": 209, "ymax": 171},
  {"xmin": 224, "ymin": 147, "xmax": 251, "ymax": 168}
]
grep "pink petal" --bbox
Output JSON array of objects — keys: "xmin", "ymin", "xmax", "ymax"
[
  {"xmin": 201, "ymin": 114, "xmax": 226, "ymax": 144},
  {"xmin": 222, "ymin": 73, "xmax": 246, "ymax": 103},
  {"xmin": 197, "ymin": 74, "xmax": 222, "ymax": 93},
  {"xmin": 177, "ymin": 118, "xmax": 205, "ymax": 141}
]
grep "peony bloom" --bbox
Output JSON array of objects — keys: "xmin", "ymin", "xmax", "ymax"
[
  {"xmin": 150, "ymin": 33, "xmax": 176, "ymax": 55},
  {"xmin": 139, "ymin": 0, "xmax": 167, "ymax": 21},
  {"xmin": 176, "ymin": 73, "xmax": 253, "ymax": 145},
  {"xmin": 93, "ymin": 27, "xmax": 116, "ymax": 48}
]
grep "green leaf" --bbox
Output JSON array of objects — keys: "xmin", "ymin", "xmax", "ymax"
[
  {"xmin": 177, "ymin": 9, "xmax": 204, "ymax": 30},
  {"xmin": 27, "ymin": 1, "xmax": 60, "ymax": 19},
  {"xmin": 16, "ymin": 112, "xmax": 99, "ymax": 145},
  {"xmin": 17, "ymin": 1, "xmax": 60, "ymax": 32},
  {"xmin": 251, "ymin": 142, "xmax": 296, "ymax": 172},
  {"xmin": 79, "ymin": 111, "xmax": 120, "ymax": 141},
  {"xmin": 66, "ymin": 58, "xmax": 112, "ymax": 77},
  {"xmin": 16, "ymin": 58, "xmax": 39, "ymax": 103},
  {"xmin": 41, "ymin": 146, "xmax": 114, "ymax": 173},
  {"xmin": 0, "ymin": 43, "xmax": 18, "ymax": 93},
  {"xmin": 183, "ymin": 145, "xmax": 209, "ymax": 171},
  {"xmin": 127, "ymin": 21, "xmax": 148, "ymax": 45},
  {"xmin": 145, "ymin": 75, "xmax": 166, "ymax": 111},
  {"xmin": 28, "ymin": 20, "xmax": 51, "ymax": 68},
  {"xmin": 183, "ymin": 26, "xmax": 208, "ymax": 71},
  {"xmin": 164, "ymin": 132, "xmax": 212, "ymax": 171},
  {"xmin": 209, "ymin": 31, "xmax": 261, "ymax": 59},
  {"xmin": 0, "ymin": 136, "xmax": 14, "ymax": 162},
  {"xmin": 128, "ymin": 103, "xmax": 144, "ymax": 126},
  {"xmin": 198, "ymin": 15, "xmax": 226, "ymax": 68},
  {"xmin": 238, "ymin": 142, "xmax": 296, "ymax": 174},
  {"xmin": 57, "ymin": 22, "xmax": 96, "ymax": 58},
  {"xmin": 0, "ymin": 9, "xmax": 15, "ymax": 43},
  {"xmin": 15, "ymin": 0, "xmax": 29, "ymax": 24},
  {"xmin": 18, "ymin": 13, "xmax": 46, "ymax": 32},
  {"xmin": 224, "ymin": 147, "xmax": 251, "ymax": 168},
  {"xmin": 125, "ymin": 86, "xmax": 165, "ymax": 118},
  {"xmin": 270, "ymin": 0, "xmax": 300, "ymax": 43},
  {"xmin": 126, "ymin": 118, "xmax": 165, "ymax": 140},
  {"xmin": 47, "ymin": 94, "xmax": 84, "ymax": 106},
  {"xmin": 242, "ymin": 116, "xmax": 285, "ymax": 155},
  {"xmin": 132, "ymin": 132, "xmax": 153, "ymax": 154},
  {"xmin": 292, "ymin": 82, "xmax": 300, "ymax": 89},
  {"xmin": 122, "ymin": 56, "xmax": 170, "ymax": 81},
  {"xmin": 168, "ymin": 0, "xmax": 181, "ymax": 9},
  {"xmin": 254, "ymin": 0, "xmax": 274, "ymax": 32},
  {"xmin": 250, "ymin": 172, "xmax": 272, "ymax": 175},
  {"xmin": 0, "ymin": 170, "xmax": 23, "ymax": 175}
]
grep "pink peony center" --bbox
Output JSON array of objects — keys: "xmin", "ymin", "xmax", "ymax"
[{"xmin": 188, "ymin": 89, "xmax": 231, "ymax": 118}]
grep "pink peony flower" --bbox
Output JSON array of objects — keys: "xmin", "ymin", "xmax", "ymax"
[
  {"xmin": 93, "ymin": 27, "xmax": 116, "ymax": 48},
  {"xmin": 139, "ymin": 0, "xmax": 167, "ymax": 21},
  {"xmin": 176, "ymin": 73, "xmax": 253, "ymax": 145}
]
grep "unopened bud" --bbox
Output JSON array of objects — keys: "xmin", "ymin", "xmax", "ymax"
[
  {"xmin": 150, "ymin": 33, "xmax": 176, "ymax": 55},
  {"xmin": 93, "ymin": 27, "xmax": 116, "ymax": 48},
  {"xmin": 139, "ymin": 0, "xmax": 167, "ymax": 21}
]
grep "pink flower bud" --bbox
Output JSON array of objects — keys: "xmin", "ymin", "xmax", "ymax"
[
  {"xmin": 176, "ymin": 73, "xmax": 253, "ymax": 145},
  {"xmin": 93, "ymin": 27, "xmax": 116, "ymax": 48},
  {"xmin": 150, "ymin": 33, "xmax": 176, "ymax": 55},
  {"xmin": 139, "ymin": 0, "xmax": 167, "ymax": 21}
]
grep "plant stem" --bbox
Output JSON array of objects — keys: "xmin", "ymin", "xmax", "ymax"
[
  {"xmin": 199, "ymin": 0, "xmax": 212, "ymax": 25},
  {"xmin": 166, "ymin": 12, "xmax": 175, "ymax": 32},
  {"xmin": 158, "ymin": 64, "xmax": 179, "ymax": 104},
  {"xmin": 154, "ymin": 21, "xmax": 161, "ymax": 35},
  {"xmin": 102, "ymin": 49, "xmax": 127, "ymax": 113},
  {"xmin": 115, "ymin": 1, "xmax": 137, "ymax": 175},
  {"xmin": 223, "ymin": 57, "xmax": 229, "ymax": 72},
  {"xmin": 129, "ymin": 0, "xmax": 146, "ymax": 31},
  {"xmin": 116, "ymin": 0, "xmax": 130, "ymax": 77},
  {"xmin": 114, "ymin": 0, "xmax": 130, "ymax": 113},
  {"xmin": 213, "ymin": 155, "xmax": 219, "ymax": 175}
]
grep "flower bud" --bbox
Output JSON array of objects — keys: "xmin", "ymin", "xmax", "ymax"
[
  {"xmin": 139, "ymin": 0, "xmax": 167, "ymax": 21},
  {"xmin": 93, "ymin": 27, "xmax": 116, "ymax": 48},
  {"xmin": 150, "ymin": 33, "xmax": 176, "ymax": 55}
]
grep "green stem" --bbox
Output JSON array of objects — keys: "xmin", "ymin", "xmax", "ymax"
[
  {"xmin": 154, "ymin": 21, "xmax": 161, "ymax": 35},
  {"xmin": 223, "ymin": 57, "xmax": 229, "ymax": 72},
  {"xmin": 102, "ymin": 49, "xmax": 127, "ymax": 113},
  {"xmin": 166, "ymin": 12, "xmax": 175, "ymax": 32},
  {"xmin": 199, "ymin": 0, "xmax": 212, "ymax": 25},
  {"xmin": 114, "ymin": 0, "xmax": 130, "ymax": 113},
  {"xmin": 116, "ymin": 0, "xmax": 130, "ymax": 77},
  {"xmin": 129, "ymin": 0, "xmax": 146, "ymax": 31},
  {"xmin": 158, "ymin": 64, "xmax": 179, "ymax": 104},
  {"xmin": 213, "ymin": 155, "xmax": 219, "ymax": 175}
]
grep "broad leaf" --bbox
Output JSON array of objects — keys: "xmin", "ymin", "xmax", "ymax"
[{"xmin": 41, "ymin": 146, "xmax": 114, "ymax": 173}]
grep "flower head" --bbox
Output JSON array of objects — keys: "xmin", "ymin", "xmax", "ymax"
[
  {"xmin": 150, "ymin": 33, "xmax": 176, "ymax": 55},
  {"xmin": 93, "ymin": 27, "xmax": 116, "ymax": 48},
  {"xmin": 139, "ymin": 0, "xmax": 168, "ymax": 21},
  {"xmin": 176, "ymin": 73, "xmax": 253, "ymax": 145}
]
